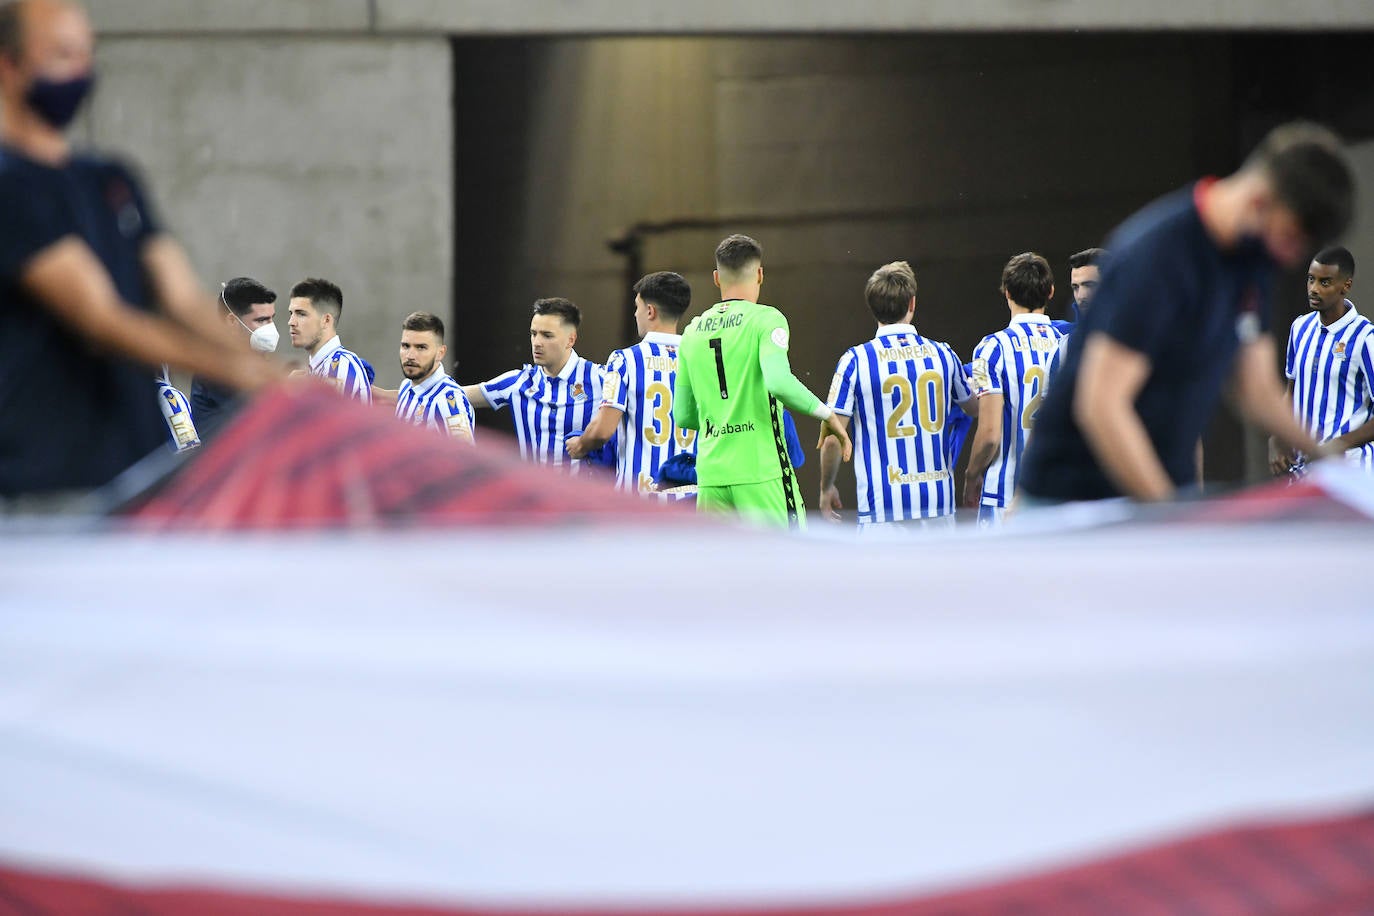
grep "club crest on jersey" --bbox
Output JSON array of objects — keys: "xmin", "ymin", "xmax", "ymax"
[
  {"xmin": 1334, "ymin": 341, "xmax": 1348, "ymax": 359},
  {"xmin": 571, "ymin": 382, "xmax": 586, "ymax": 400}
]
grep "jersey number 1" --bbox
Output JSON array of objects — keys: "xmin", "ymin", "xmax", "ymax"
[{"xmin": 709, "ymin": 338, "xmax": 729, "ymax": 399}]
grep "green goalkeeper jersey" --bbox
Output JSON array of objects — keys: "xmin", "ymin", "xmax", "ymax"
[{"xmin": 674, "ymin": 299, "xmax": 824, "ymax": 488}]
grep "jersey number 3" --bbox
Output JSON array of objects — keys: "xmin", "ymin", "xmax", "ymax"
[{"xmin": 643, "ymin": 381, "xmax": 697, "ymax": 449}]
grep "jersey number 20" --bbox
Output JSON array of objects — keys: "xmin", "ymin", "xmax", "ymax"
[{"xmin": 883, "ymin": 371, "xmax": 945, "ymax": 437}]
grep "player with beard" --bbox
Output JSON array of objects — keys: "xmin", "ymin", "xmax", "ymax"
[{"xmin": 394, "ymin": 311, "xmax": 474, "ymax": 443}]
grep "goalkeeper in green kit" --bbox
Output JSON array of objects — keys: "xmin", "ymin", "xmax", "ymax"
[{"xmin": 675, "ymin": 235, "xmax": 852, "ymax": 528}]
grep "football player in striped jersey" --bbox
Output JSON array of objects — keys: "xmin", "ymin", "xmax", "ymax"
[{"xmin": 566, "ymin": 272, "xmax": 695, "ymax": 495}]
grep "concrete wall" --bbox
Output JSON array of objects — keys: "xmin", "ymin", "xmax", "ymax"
[{"xmin": 83, "ymin": 34, "xmax": 451, "ymax": 385}]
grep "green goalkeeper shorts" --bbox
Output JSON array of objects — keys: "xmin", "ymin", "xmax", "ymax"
[{"xmin": 696, "ymin": 474, "xmax": 805, "ymax": 530}]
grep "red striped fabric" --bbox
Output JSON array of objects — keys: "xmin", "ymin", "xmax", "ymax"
[
  {"xmin": 127, "ymin": 383, "xmax": 680, "ymax": 529},
  {"xmin": 1, "ymin": 810, "xmax": 1371, "ymax": 915}
]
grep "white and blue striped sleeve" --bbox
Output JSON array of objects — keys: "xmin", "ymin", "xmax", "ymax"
[
  {"xmin": 971, "ymin": 336, "xmax": 1002, "ymax": 396},
  {"xmin": 1357, "ymin": 330, "xmax": 1374, "ymax": 402},
  {"xmin": 589, "ymin": 361, "xmax": 607, "ymax": 410},
  {"xmin": 1285, "ymin": 319, "xmax": 1299, "ymax": 381},
  {"xmin": 480, "ymin": 369, "xmax": 524, "ymax": 411},
  {"xmin": 432, "ymin": 386, "xmax": 476, "ymax": 443},
  {"xmin": 342, "ymin": 354, "xmax": 373, "ymax": 404},
  {"xmin": 158, "ymin": 384, "xmax": 200, "ymax": 451},
  {"xmin": 602, "ymin": 350, "xmax": 629, "ymax": 414},
  {"xmin": 827, "ymin": 349, "xmax": 859, "ymax": 417}
]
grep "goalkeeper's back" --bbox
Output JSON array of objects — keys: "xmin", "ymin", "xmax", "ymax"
[{"xmin": 677, "ymin": 298, "xmax": 797, "ymax": 488}]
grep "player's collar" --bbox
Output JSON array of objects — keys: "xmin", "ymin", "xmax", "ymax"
[
  {"xmin": 309, "ymin": 334, "xmax": 343, "ymax": 370},
  {"xmin": 542, "ymin": 350, "xmax": 582, "ymax": 381},
  {"xmin": 875, "ymin": 323, "xmax": 917, "ymax": 336},
  {"xmin": 1010, "ymin": 313, "xmax": 1052, "ymax": 326},
  {"xmin": 1319, "ymin": 299, "xmax": 1360, "ymax": 333},
  {"xmin": 410, "ymin": 364, "xmax": 450, "ymax": 395},
  {"xmin": 643, "ymin": 331, "xmax": 682, "ymax": 345}
]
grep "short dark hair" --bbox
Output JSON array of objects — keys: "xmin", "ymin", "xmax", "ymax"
[
  {"xmin": 1245, "ymin": 122, "xmax": 1354, "ymax": 246},
  {"xmin": 864, "ymin": 261, "xmax": 918, "ymax": 325},
  {"xmin": 633, "ymin": 271, "xmax": 692, "ymax": 319},
  {"xmin": 1312, "ymin": 245, "xmax": 1355, "ymax": 279},
  {"xmin": 290, "ymin": 278, "xmax": 343, "ymax": 321},
  {"xmin": 221, "ymin": 276, "xmax": 277, "ymax": 317},
  {"xmin": 532, "ymin": 297, "xmax": 580, "ymax": 328},
  {"xmin": 1067, "ymin": 248, "xmax": 1108, "ymax": 272},
  {"xmin": 715, "ymin": 234, "xmax": 763, "ymax": 275},
  {"xmin": 402, "ymin": 310, "xmax": 445, "ymax": 341},
  {"xmin": 1001, "ymin": 252, "xmax": 1054, "ymax": 311},
  {"xmin": 0, "ymin": 2, "xmax": 24, "ymax": 63}
]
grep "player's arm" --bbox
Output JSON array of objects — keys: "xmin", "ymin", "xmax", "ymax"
[
  {"xmin": 567, "ymin": 403, "xmax": 622, "ymax": 459},
  {"xmin": 372, "ymin": 386, "xmax": 399, "ymax": 404},
  {"xmin": 1266, "ymin": 380, "xmax": 1297, "ymax": 475},
  {"xmin": 462, "ymin": 384, "xmax": 490, "ymax": 409},
  {"xmin": 963, "ymin": 393, "xmax": 1003, "ymax": 508},
  {"xmin": 757, "ymin": 320, "xmax": 851, "ymax": 459},
  {"xmin": 817, "ymin": 413, "xmax": 851, "ymax": 521},
  {"xmin": 1333, "ymin": 416, "xmax": 1374, "ymax": 451},
  {"xmin": 673, "ymin": 357, "xmax": 699, "ymax": 431},
  {"xmin": 142, "ymin": 236, "xmax": 246, "ymax": 354},
  {"xmin": 1227, "ymin": 334, "xmax": 1331, "ymax": 460},
  {"xmin": 434, "ymin": 392, "xmax": 476, "ymax": 444},
  {"xmin": 1073, "ymin": 332, "xmax": 1175, "ymax": 501},
  {"xmin": 21, "ymin": 237, "xmax": 275, "ymax": 392}
]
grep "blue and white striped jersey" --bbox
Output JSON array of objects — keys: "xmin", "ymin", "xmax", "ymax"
[
  {"xmin": 481, "ymin": 351, "xmax": 604, "ymax": 467},
  {"xmin": 827, "ymin": 323, "xmax": 973, "ymax": 523},
  {"xmin": 603, "ymin": 332, "xmax": 697, "ymax": 494},
  {"xmin": 156, "ymin": 371, "xmax": 200, "ymax": 452},
  {"xmin": 1286, "ymin": 301, "xmax": 1374, "ymax": 469},
  {"xmin": 397, "ymin": 366, "xmax": 475, "ymax": 444},
  {"xmin": 971, "ymin": 313, "xmax": 1067, "ymax": 507},
  {"xmin": 309, "ymin": 336, "xmax": 373, "ymax": 404}
]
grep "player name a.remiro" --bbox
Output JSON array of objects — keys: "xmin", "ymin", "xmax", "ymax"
[
  {"xmin": 643, "ymin": 355, "xmax": 677, "ymax": 373},
  {"xmin": 1009, "ymin": 337, "xmax": 1060, "ymax": 354},
  {"xmin": 876, "ymin": 343, "xmax": 938, "ymax": 363},
  {"xmin": 696, "ymin": 313, "xmax": 745, "ymax": 333},
  {"xmin": 886, "ymin": 467, "xmax": 951, "ymax": 486}
]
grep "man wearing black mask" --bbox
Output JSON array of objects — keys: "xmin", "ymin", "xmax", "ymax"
[{"xmin": 0, "ymin": 0, "xmax": 276, "ymax": 507}]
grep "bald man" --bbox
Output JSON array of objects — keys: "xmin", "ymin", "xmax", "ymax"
[{"xmin": 0, "ymin": 0, "xmax": 275, "ymax": 503}]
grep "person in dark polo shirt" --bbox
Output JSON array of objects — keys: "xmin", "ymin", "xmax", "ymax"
[
  {"xmin": 191, "ymin": 276, "xmax": 279, "ymax": 440},
  {"xmin": 0, "ymin": 0, "xmax": 275, "ymax": 504},
  {"xmin": 1020, "ymin": 123, "xmax": 1354, "ymax": 505}
]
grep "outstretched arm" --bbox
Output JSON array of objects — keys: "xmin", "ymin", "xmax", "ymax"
[
  {"xmin": 462, "ymin": 384, "xmax": 491, "ymax": 409},
  {"xmin": 1229, "ymin": 335, "xmax": 1330, "ymax": 459},
  {"xmin": 567, "ymin": 404, "xmax": 622, "ymax": 459},
  {"xmin": 1073, "ymin": 332, "xmax": 1175, "ymax": 501},
  {"xmin": 673, "ymin": 360, "xmax": 699, "ymax": 431},
  {"xmin": 963, "ymin": 393, "xmax": 1003, "ymax": 507},
  {"xmin": 24, "ymin": 237, "xmax": 275, "ymax": 392},
  {"xmin": 817, "ymin": 414, "xmax": 852, "ymax": 521}
]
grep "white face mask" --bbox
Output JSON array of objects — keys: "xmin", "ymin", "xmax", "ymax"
[
  {"xmin": 247, "ymin": 322, "xmax": 280, "ymax": 353},
  {"xmin": 223, "ymin": 287, "xmax": 280, "ymax": 353}
]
